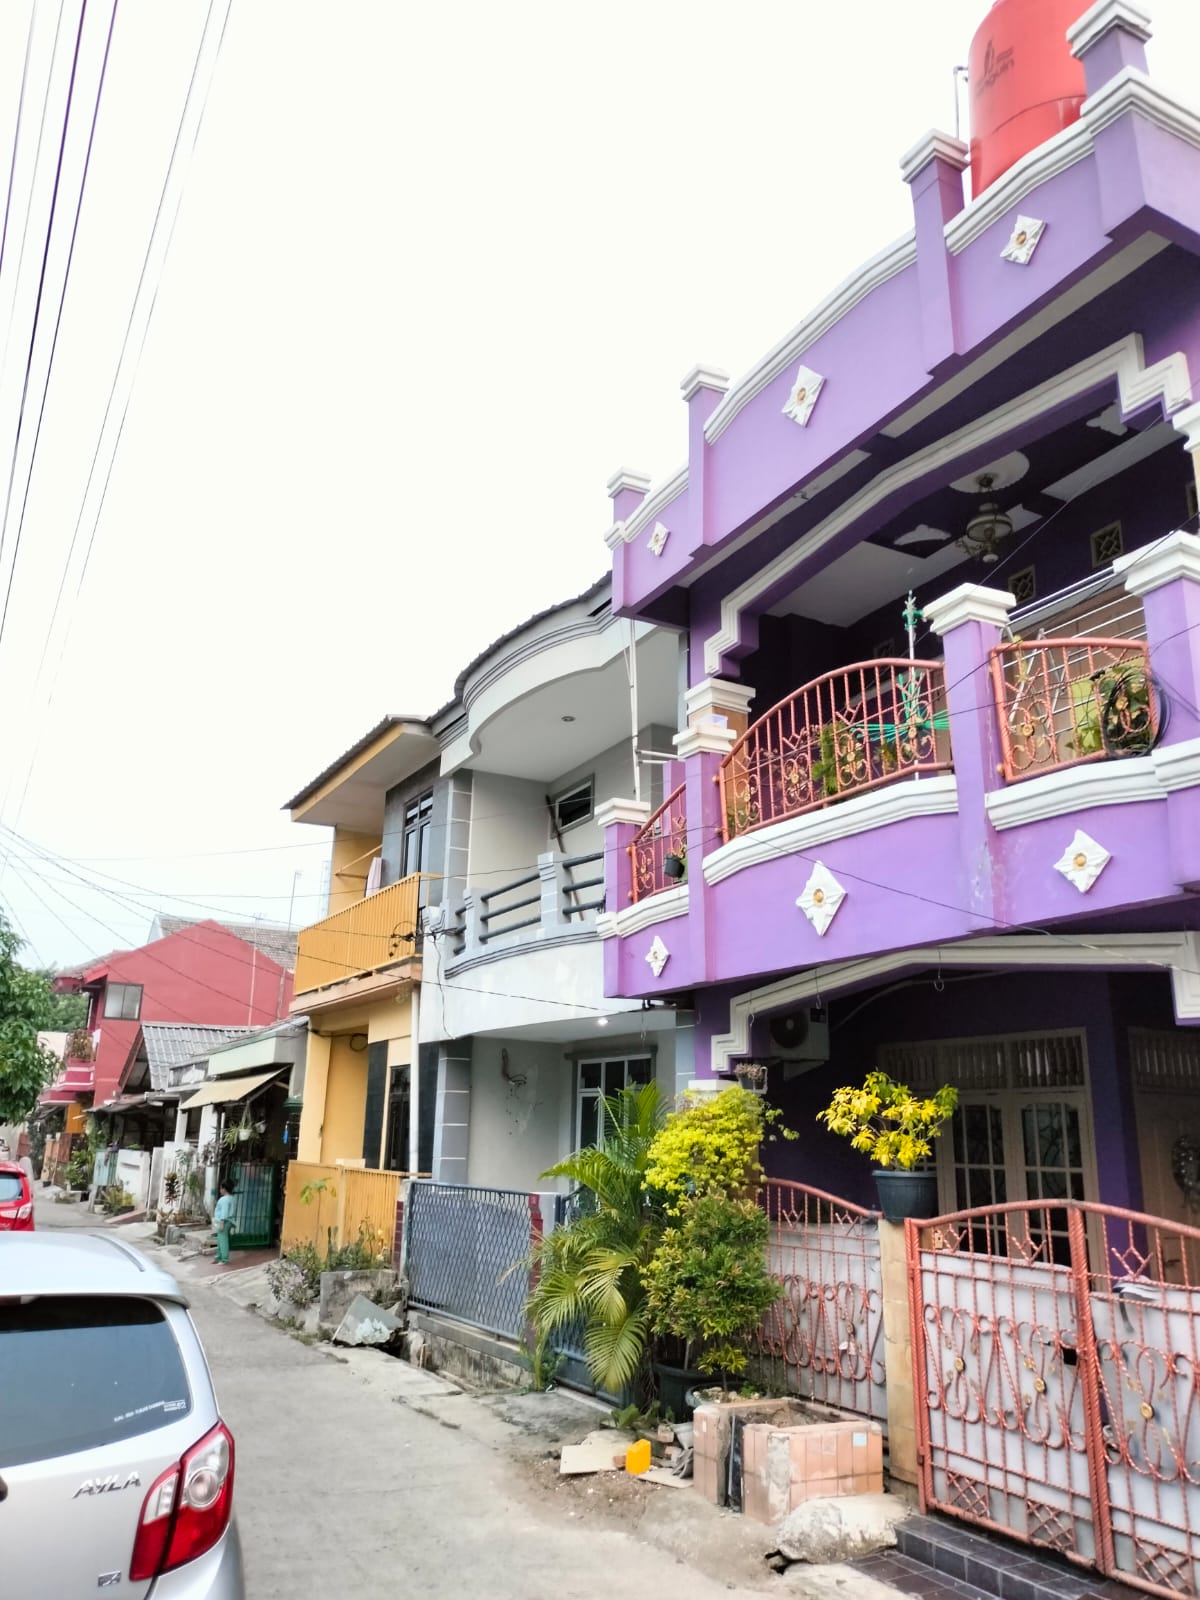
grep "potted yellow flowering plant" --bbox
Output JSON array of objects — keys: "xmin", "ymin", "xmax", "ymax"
[{"xmin": 817, "ymin": 1071, "xmax": 957, "ymax": 1223}]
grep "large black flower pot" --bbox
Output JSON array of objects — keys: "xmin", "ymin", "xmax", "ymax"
[{"xmin": 873, "ymin": 1169, "xmax": 939, "ymax": 1225}]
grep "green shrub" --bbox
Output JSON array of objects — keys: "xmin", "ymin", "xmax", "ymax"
[
  {"xmin": 643, "ymin": 1193, "xmax": 781, "ymax": 1380},
  {"xmin": 644, "ymin": 1086, "xmax": 793, "ymax": 1215}
]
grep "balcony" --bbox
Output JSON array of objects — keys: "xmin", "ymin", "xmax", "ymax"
[
  {"xmin": 719, "ymin": 659, "xmax": 952, "ymax": 842},
  {"xmin": 449, "ymin": 851, "xmax": 605, "ymax": 964},
  {"xmin": 630, "ymin": 784, "xmax": 687, "ymax": 901},
  {"xmin": 989, "ymin": 637, "xmax": 1159, "ymax": 782},
  {"xmin": 293, "ymin": 874, "xmax": 436, "ymax": 997}
]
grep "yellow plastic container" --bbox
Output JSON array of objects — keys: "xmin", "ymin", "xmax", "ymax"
[{"xmin": 625, "ymin": 1439, "xmax": 652, "ymax": 1475}]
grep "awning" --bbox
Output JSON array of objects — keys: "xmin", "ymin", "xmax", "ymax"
[{"xmin": 178, "ymin": 1069, "xmax": 285, "ymax": 1112}]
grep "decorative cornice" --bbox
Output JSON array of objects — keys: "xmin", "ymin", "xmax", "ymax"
[
  {"xmin": 984, "ymin": 756, "xmax": 1160, "ymax": 830},
  {"xmin": 900, "ymin": 130, "xmax": 969, "ymax": 183},
  {"xmin": 619, "ymin": 465, "xmax": 688, "ymax": 544},
  {"xmin": 704, "ymin": 334, "xmax": 1193, "ymax": 673},
  {"xmin": 684, "ymin": 677, "xmax": 756, "ymax": 723},
  {"xmin": 680, "ymin": 365, "xmax": 730, "ymax": 402},
  {"xmin": 594, "ymin": 797, "xmax": 651, "ymax": 830},
  {"xmin": 703, "ymin": 776, "xmax": 958, "ymax": 886},
  {"xmin": 1152, "ymin": 737, "xmax": 1200, "ymax": 794},
  {"xmin": 924, "ymin": 583, "xmax": 1017, "ymax": 636},
  {"xmin": 1068, "ymin": 0, "xmax": 1152, "ymax": 57},
  {"xmin": 1113, "ymin": 529, "xmax": 1200, "ymax": 595},
  {"xmin": 443, "ymin": 927, "xmax": 596, "ymax": 978},
  {"xmin": 941, "ymin": 68, "xmax": 1200, "ymax": 258},
  {"xmin": 595, "ymin": 884, "xmax": 689, "ymax": 940},
  {"xmin": 945, "ymin": 120, "xmax": 1095, "ymax": 255},
  {"xmin": 1082, "ymin": 66, "xmax": 1200, "ymax": 149},
  {"xmin": 673, "ymin": 725, "xmax": 737, "ymax": 758},
  {"xmin": 603, "ymin": 520, "xmax": 627, "ymax": 551},
  {"xmin": 606, "ymin": 467, "xmax": 652, "ymax": 498},
  {"xmin": 702, "ymin": 232, "xmax": 917, "ymax": 445},
  {"xmin": 710, "ymin": 932, "xmax": 1200, "ymax": 1072}
]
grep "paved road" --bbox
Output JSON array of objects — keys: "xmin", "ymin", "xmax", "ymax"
[{"xmin": 35, "ymin": 1203, "xmax": 776, "ymax": 1599}]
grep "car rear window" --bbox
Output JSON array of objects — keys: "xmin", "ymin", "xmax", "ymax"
[
  {"xmin": 0, "ymin": 1175, "xmax": 24, "ymax": 1201},
  {"xmin": 0, "ymin": 1297, "xmax": 192, "ymax": 1467}
]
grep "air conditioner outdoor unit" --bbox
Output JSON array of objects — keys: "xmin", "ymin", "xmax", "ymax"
[{"xmin": 766, "ymin": 1007, "xmax": 830, "ymax": 1067}]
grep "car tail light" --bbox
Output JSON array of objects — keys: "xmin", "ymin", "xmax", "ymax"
[
  {"xmin": 14, "ymin": 1203, "xmax": 31, "ymax": 1220},
  {"xmin": 129, "ymin": 1422, "xmax": 234, "ymax": 1581}
]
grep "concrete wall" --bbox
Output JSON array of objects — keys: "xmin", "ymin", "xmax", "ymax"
[
  {"xmin": 466, "ymin": 1037, "xmax": 572, "ymax": 1192},
  {"xmin": 467, "ymin": 771, "xmax": 546, "ymax": 884},
  {"xmin": 329, "ymin": 828, "xmax": 382, "ymax": 914},
  {"xmin": 465, "ymin": 1029, "xmax": 677, "ymax": 1192}
]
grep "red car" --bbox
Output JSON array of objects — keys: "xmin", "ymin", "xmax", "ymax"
[{"xmin": 0, "ymin": 1163, "xmax": 34, "ymax": 1231}]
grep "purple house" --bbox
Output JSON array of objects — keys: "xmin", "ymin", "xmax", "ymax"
[{"xmin": 598, "ymin": 0, "xmax": 1200, "ymax": 1234}]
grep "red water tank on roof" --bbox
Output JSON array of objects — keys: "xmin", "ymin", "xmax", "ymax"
[{"xmin": 968, "ymin": 0, "xmax": 1088, "ymax": 198}]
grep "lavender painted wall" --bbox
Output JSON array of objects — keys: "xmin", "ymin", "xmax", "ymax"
[{"xmin": 761, "ymin": 969, "xmax": 1160, "ymax": 1213}]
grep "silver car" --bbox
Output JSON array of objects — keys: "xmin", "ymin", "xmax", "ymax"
[{"xmin": 0, "ymin": 1232, "xmax": 244, "ymax": 1597}]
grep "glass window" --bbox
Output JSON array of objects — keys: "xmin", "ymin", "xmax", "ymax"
[
  {"xmin": 550, "ymin": 779, "xmax": 593, "ymax": 833},
  {"xmin": 104, "ymin": 984, "xmax": 142, "ymax": 1021},
  {"xmin": 402, "ymin": 791, "xmax": 434, "ymax": 878},
  {"xmin": 575, "ymin": 1057, "xmax": 654, "ymax": 1148},
  {"xmin": 0, "ymin": 1296, "xmax": 192, "ymax": 1467},
  {"xmin": 0, "ymin": 1174, "xmax": 23, "ymax": 1200}
]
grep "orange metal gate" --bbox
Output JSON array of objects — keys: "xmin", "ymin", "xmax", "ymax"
[{"xmin": 907, "ymin": 1199, "xmax": 1200, "ymax": 1599}]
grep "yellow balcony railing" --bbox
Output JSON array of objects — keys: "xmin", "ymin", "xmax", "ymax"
[{"xmin": 293, "ymin": 873, "xmax": 436, "ymax": 995}]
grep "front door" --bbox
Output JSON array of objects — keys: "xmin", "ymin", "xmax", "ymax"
[{"xmin": 385, "ymin": 1065, "xmax": 411, "ymax": 1173}]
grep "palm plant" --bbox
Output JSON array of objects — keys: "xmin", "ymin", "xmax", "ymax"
[{"xmin": 527, "ymin": 1082, "xmax": 666, "ymax": 1395}]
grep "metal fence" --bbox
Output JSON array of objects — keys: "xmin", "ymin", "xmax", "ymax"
[
  {"xmin": 405, "ymin": 1180, "xmax": 540, "ymax": 1341},
  {"xmin": 909, "ymin": 1197, "xmax": 1200, "ymax": 1599},
  {"xmin": 280, "ymin": 1161, "xmax": 404, "ymax": 1258},
  {"xmin": 758, "ymin": 1178, "xmax": 887, "ymax": 1423}
]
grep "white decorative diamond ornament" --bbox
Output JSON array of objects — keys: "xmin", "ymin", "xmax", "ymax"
[
  {"xmin": 1001, "ymin": 215, "xmax": 1046, "ymax": 266},
  {"xmin": 1053, "ymin": 830, "xmax": 1111, "ymax": 894},
  {"xmin": 645, "ymin": 934, "xmax": 670, "ymax": 978},
  {"xmin": 796, "ymin": 861, "xmax": 846, "ymax": 936},
  {"xmin": 647, "ymin": 521, "xmax": 670, "ymax": 557},
  {"xmin": 782, "ymin": 364, "xmax": 825, "ymax": 427}
]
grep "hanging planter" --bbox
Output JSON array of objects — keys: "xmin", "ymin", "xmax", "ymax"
[{"xmin": 663, "ymin": 852, "xmax": 687, "ymax": 882}]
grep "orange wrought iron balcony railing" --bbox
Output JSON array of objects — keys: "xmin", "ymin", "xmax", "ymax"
[
  {"xmin": 719, "ymin": 659, "xmax": 952, "ymax": 842},
  {"xmin": 989, "ymin": 638, "xmax": 1160, "ymax": 782},
  {"xmin": 293, "ymin": 873, "xmax": 438, "ymax": 995},
  {"xmin": 630, "ymin": 784, "xmax": 687, "ymax": 901}
]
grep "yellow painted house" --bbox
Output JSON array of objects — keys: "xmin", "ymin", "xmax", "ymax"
[{"xmin": 284, "ymin": 716, "xmax": 441, "ymax": 1177}]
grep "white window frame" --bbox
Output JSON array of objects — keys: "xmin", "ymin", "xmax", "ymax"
[
  {"xmin": 574, "ymin": 1055, "xmax": 654, "ymax": 1148},
  {"xmin": 878, "ymin": 1029, "xmax": 1099, "ymax": 1215},
  {"xmin": 104, "ymin": 983, "xmax": 143, "ymax": 1021}
]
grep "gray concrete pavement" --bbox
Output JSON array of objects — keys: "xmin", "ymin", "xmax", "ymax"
[
  {"xmin": 191, "ymin": 1285, "xmax": 773, "ymax": 1599},
  {"xmin": 33, "ymin": 1203, "xmax": 900, "ymax": 1600}
]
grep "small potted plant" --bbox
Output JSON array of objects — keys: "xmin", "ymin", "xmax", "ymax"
[
  {"xmin": 663, "ymin": 841, "xmax": 687, "ymax": 882},
  {"xmin": 816, "ymin": 1070, "xmax": 957, "ymax": 1223}
]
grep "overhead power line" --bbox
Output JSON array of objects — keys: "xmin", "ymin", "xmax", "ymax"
[
  {"xmin": 0, "ymin": 0, "xmax": 92, "ymax": 589},
  {"xmin": 0, "ymin": 0, "xmax": 121, "ymax": 649},
  {"xmin": 0, "ymin": 0, "xmax": 234, "ymax": 879}
]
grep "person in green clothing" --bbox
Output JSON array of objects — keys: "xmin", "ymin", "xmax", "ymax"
[{"xmin": 212, "ymin": 1179, "xmax": 236, "ymax": 1265}]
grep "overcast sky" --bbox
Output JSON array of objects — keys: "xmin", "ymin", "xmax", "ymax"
[{"xmin": 0, "ymin": 0, "xmax": 1196, "ymax": 969}]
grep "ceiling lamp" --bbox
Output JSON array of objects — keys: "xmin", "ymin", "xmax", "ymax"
[{"xmin": 957, "ymin": 474, "xmax": 1013, "ymax": 564}]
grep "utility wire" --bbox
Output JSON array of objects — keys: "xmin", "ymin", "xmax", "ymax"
[
  {"xmin": 0, "ymin": 4, "xmax": 39, "ymax": 294},
  {"xmin": 0, "ymin": 0, "xmax": 120, "ymax": 649},
  {"xmin": 0, "ymin": 0, "xmax": 68, "ymax": 442},
  {"xmin": 0, "ymin": 0, "xmax": 90, "ymax": 584},
  {"xmin": 0, "ymin": 0, "xmax": 233, "ymax": 870}
]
